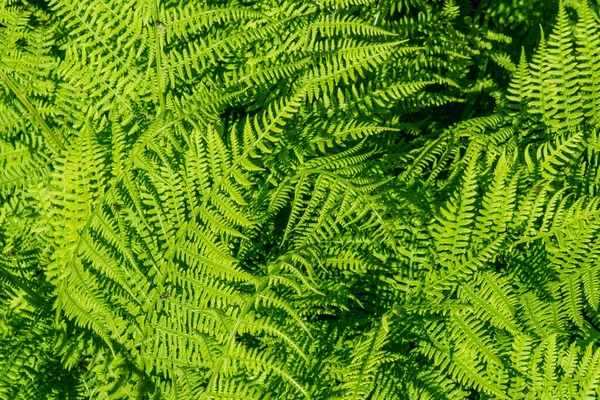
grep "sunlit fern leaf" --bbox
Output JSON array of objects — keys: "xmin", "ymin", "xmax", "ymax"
[
  {"xmin": 507, "ymin": 335, "xmax": 600, "ymax": 399},
  {"xmin": 536, "ymin": 130, "xmax": 586, "ymax": 180},
  {"xmin": 333, "ymin": 314, "xmax": 393, "ymax": 399},
  {"xmin": 574, "ymin": 0, "xmax": 600, "ymax": 127},
  {"xmin": 419, "ymin": 321, "xmax": 510, "ymax": 398},
  {"xmin": 430, "ymin": 149, "xmax": 480, "ymax": 276}
]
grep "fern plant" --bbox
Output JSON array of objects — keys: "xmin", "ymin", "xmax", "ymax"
[{"xmin": 3, "ymin": 0, "xmax": 600, "ymax": 398}]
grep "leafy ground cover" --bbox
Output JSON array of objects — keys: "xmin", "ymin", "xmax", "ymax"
[{"xmin": 2, "ymin": 0, "xmax": 600, "ymax": 398}]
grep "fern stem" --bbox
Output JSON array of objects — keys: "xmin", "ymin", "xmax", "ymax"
[
  {"xmin": 200, "ymin": 288, "xmax": 265, "ymax": 399},
  {"xmin": 152, "ymin": 0, "xmax": 166, "ymax": 112},
  {"xmin": 373, "ymin": 0, "xmax": 382, "ymax": 26},
  {"xmin": 198, "ymin": 269, "xmax": 307, "ymax": 399},
  {"xmin": 0, "ymin": 72, "xmax": 66, "ymax": 152},
  {"xmin": 0, "ymin": 267, "xmax": 47, "ymax": 305}
]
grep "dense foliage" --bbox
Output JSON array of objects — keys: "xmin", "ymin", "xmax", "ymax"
[{"xmin": 2, "ymin": 0, "xmax": 600, "ymax": 398}]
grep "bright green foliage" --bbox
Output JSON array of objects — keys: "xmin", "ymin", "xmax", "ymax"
[{"xmin": 2, "ymin": 0, "xmax": 600, "ymax": 398}]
